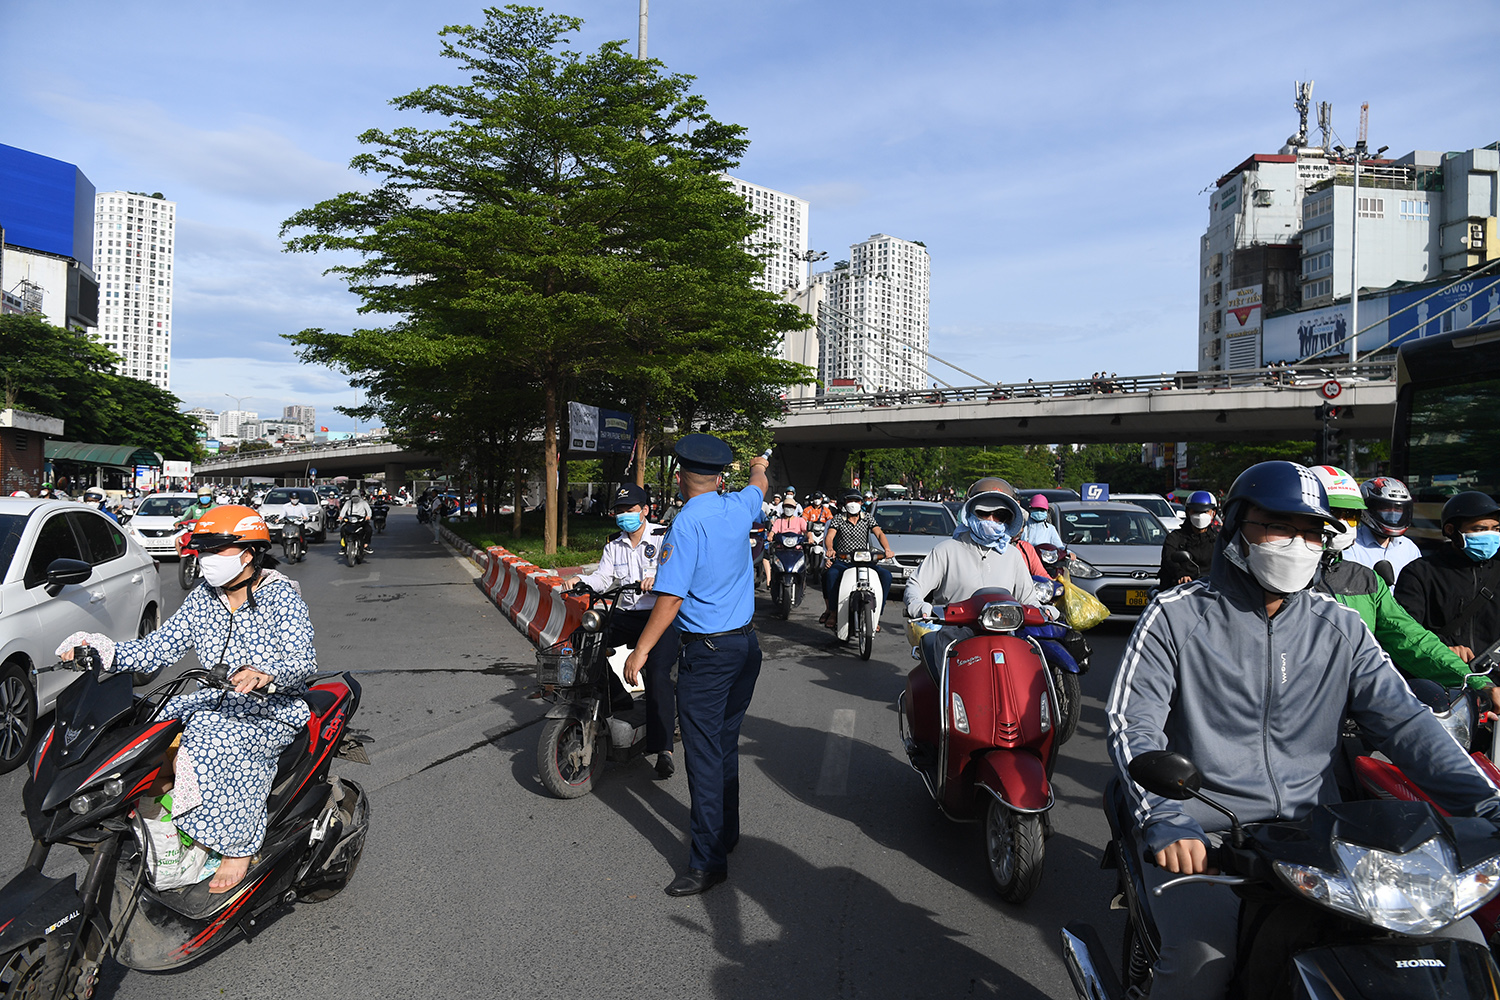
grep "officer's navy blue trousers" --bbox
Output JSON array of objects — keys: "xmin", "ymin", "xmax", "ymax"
[
  {"xmin": 606, "ymin": 609, "xmax": 679, "ymax": 755},
  {"xmin": 677, "ymin": 631, "xmax": 762, "ymax": 873}
]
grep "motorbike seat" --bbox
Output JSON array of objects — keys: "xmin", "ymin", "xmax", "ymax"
[{"xmin": 270, "ymin": 688, "xmax": 345, "ymax": 790}]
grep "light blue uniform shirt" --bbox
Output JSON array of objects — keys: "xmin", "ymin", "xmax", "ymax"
[
  {"xmin": 654, "ymin": 485, "xmax": 763, "ymax": 633},
  {"xmin": 1021, "ymin": 520, "xmax": 1064, "ymax": 549},
  {"xmin": 1342, "ymin": 523, "xmax": 1422, "ymax": 584}
]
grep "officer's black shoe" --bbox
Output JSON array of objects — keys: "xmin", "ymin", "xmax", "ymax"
[
  {"xmin": 655, "ymin": 752, "xmax": 675, "ymax": 779},
  {"xmin": 665, "ymin": 869, "xmax": 726, "ymax": 897}
]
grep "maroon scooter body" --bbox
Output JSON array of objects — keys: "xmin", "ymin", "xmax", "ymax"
[{"xmin": 901, "ymin": 589, "xmax": 1059, "ymax": 820}]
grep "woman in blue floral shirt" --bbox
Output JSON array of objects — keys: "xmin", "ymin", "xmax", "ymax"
[{"xmin": 60, "ymin": 505, "xmax": 317, "ymax": 893}]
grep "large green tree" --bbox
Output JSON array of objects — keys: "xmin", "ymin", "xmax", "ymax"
[
  {"xmin": 282, "ymin": 6, "xmax": 811, "ymax": 552},
  {"xmin": 0, "ymin": 313, "xmax": 200, "ymax": 459}
]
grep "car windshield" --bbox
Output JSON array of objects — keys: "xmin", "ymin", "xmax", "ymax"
[
  {"xmin": 873, "ymin": 504, "xmax": 955, "ymax": 536},
  {"xmin": 264, "ymin": 489, "xmax": 316, "ymax": 505},
  {"xmin": 135, "ymin": 497, "xmax": 192, "ymax": 517},
  {"xmin": 1059, "ymin": 509, "xmax": 1167, "ymax": 546},
  {"xmin": 0, "ymin": 512, "xmax": 28, "ymax": 580},
  {"xmin": 1124, "ymin": 497, "xmax": 1173, "ymax": 518}
]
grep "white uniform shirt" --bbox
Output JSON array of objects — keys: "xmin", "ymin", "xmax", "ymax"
[
  {"xmin": 1342, "ymin": 523, "xmax": 1422, "ymax": 584},
  {"xmin": 576, "ymin": 522, "xmax": 667, "ymax": 612}
]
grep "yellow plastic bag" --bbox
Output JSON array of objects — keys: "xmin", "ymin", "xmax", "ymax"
[{"xmin": 1060, "ymin": 576, "xmax": 1110, "ymax": 631}]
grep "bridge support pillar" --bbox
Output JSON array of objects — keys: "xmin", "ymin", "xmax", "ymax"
[
  {"xmin": 770, "ymin": 444, "xmax": 851, "ymax": 500},
  {"xmin": 384, "ymin": 462, "xmax": 407, "ymax": 495}
]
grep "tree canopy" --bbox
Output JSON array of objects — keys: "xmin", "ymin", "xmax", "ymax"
[
  {"xmin": 282, "ymin": 5, "xmax": 812, "ymax": 551},
  {"xmin": 0, "ymin": 313, "xmax": 201, "ymax": 459}
]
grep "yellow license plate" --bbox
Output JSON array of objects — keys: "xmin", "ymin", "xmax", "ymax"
[{"xmin": 1125, "ymin": 589, "xmax": 1148, "ymax": 606}]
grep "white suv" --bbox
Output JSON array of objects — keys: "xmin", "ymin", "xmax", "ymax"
[
  {"xmin": 258, "ymin": 487, "xmax": 326, "ymax": 543},
  {"xmin": 0, "ymin": 498, "xmax": 163, "ymax": 772},
  {"xmin": 121, "ymin": 492, "xmax": 198, "ymax": 558},
  {"xmin": 1112, "ymin": 493, "xmax": 1184, "ymax": 531}
]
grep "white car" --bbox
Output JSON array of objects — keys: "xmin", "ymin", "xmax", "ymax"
[
  {"xmin": 121, "ymin": 492, "xmax": 199, "ymax": 558},
  {"xmin": 1112, "ymin": 493, "xmax": 1185, "ymax": 531},
  {"xmin": 258, "ymin": 487, "xmax": 327, "ymax": 542},
  {"xmin": 0, "ymin": 498, "xmax": 164, "ymax": 772}
]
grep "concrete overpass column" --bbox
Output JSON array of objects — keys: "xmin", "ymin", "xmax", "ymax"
[
  {"xmin": 385, "ymin": 462, "xmax": 407, "ymax": 495},
  {"xmin": 771, "ymin": 444, "xmax": 851, "ymax": 500}
]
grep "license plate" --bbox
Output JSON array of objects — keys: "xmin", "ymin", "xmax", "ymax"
[{"xmin": 1126, "ymin": 589, "xmax": 1148, "ymax": 606}]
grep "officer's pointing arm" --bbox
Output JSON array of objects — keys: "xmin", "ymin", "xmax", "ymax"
[{"xmin": 747, "ymin": 455, "xmax": 770, "ymax": 495}]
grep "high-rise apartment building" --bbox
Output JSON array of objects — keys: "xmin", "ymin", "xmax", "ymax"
[
  {"xmin": 814, "ymin": 234, "xmax": 931, "ymax": 395},
  {"xmin": 283, "ymin": 405, "xmax": 316, "ymax": 431},
  {"xmin": 218, "ymin": 409, "xmax": 257, "ymax": 440},
  {"xmin": 93, "ymin": 191, "xmax": 176, "ymax": 389},
  {"xmin": 722, "ymin": 175, "xmax": 809, "ymax": 292}
]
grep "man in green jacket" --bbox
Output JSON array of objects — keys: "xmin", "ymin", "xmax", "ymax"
[{"xmin": 1311, "ymin": 465, "xmax": 1493, "ymax": 699}]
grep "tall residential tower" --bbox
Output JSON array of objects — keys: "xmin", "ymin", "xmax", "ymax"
[
  {"xmin": 93, "ymin": 191, "xmax": 176, "ymax": 389},
  {"xmin": 723, "ymin": 174, "xmax": 809, "ymax": 292},
  {"xmin": 816, "ymin": 234, "xmax": 931, "ymax": 394}
]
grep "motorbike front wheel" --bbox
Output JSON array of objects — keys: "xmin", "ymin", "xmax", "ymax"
[
  {"xmin": 0, "ymin": 942, "xmax": 55, "ymax": 997},
  {"xmin": 538, "ymin": 716, "xmax": 602, "ymax": 798},
  {"xmin": 985, "ymin": 798, "xmax": 1045, "ymax": 903},
  {"xmin": 856, "ymin": 603, "xmax": 874, "ymax": 661},
  {"xmin": 177, "ymin": 554, "xmax": 199, "ymax": 590},
  {"xmin": 1052, "ymin": 667, "xmax": 1082, "ymax": 745},
  {"xmin": 347, "ymin": 540, "xmax": 360, "ymax": 567}
]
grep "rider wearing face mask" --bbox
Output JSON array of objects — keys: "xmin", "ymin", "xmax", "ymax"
[
  {"xmin": 1395, "ymin": 491, "xmax": 1500, "ymax": 665},
  {"xmin": 1158, "ymin": 490, "xmax": 1218, "ymax": 585},
  {"xmin": 1342, "ymin": 477, "xmax": 1420, "ymax": 583},
  {"xmin": 1019, "ymin": 494, "xmax": 1065, "ymax": 549},
  {"xmin": 564, "ymin": 483, "xmax": 678, "ymax": 778},
  {"xmin": 902, "ymin": 478, "xmax": 1053, "ymax": 618},
  {"xmin": 820, "ymin": 489, "xmax": 896, "ymax": 628},
  {"xmin": 1109, "ymin": 462, "xmax": 1500, "ymax": 1000}
]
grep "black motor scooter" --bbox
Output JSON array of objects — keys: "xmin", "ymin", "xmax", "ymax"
[
  {"xmin": 1060, "ymin": 750, "xmax": 1500, "ymax": 1000},
  {"xmin": 340, "ymin": 514, "xmax": 371, "ymax": 567},
  {"xmin": 769, "ymin": 530, "xmax": 807, "ymax": 620},
  {"xmin": 0, "ymin": 649, "xmax": 370, "ymax": 996},
  {"xmin": 371, "ymin": 500, "xmax": 388, "ymax": 534},
  {"xmin": 534, "ymin": 583, "xmax": 653, "ymax": 798}
]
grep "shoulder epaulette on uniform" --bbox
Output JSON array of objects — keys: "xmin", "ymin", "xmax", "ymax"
[
  {"xmin": 607, "ymin": 530, "xmax": 623, "ymax": 542},
  {"xmin": 650, "ymin": 526, "xmax": 667, "ymax": 536}
]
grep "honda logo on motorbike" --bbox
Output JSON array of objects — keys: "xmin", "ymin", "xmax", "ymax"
[{"xmin": 1395, "ymin": 959, "xmax": 1445, "ymax": 969}]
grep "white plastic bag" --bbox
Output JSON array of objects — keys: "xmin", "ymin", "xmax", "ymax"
[{"xmin": 139, "ymin": 796, "xmax": 219, "ymax": 890}]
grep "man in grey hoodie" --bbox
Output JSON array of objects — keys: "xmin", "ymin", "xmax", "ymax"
[
  {"xmin": 903, "ymin": 477, "xmax": 1050, "ymax": 618},
  {"xmin": 1108, "ymin": 461, "xmax": 1500, "ymax": 999}
]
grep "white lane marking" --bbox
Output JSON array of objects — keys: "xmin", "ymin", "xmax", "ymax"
[
  {"xmin": 815, "ymin": 708, "xmax": 857, "ymax": 796},
  {"xmin": 329, "ymin": 572, "xmax": 381, "ymax": 587}
]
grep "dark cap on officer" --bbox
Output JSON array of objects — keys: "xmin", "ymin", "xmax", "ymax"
[
  {"xmin": 674, "ymin": 433, "xmax": 735, "ymax": 476},
  {"xmin": 612, "ymin": 482, "xmax": 651, "ymax": 510}
]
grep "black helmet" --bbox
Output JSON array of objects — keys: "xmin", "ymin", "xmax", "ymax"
[
  {"xmin": 839, "ymin": 489, "xmax": 863, "ymax": 503},
  {"xmin": 1441, "ymin": 491, "xmax": 1500, "ymax": 536},
  {"xmin": 1222, "ymin": 461, "xmax": 1341, "ymax": 538},
  {"xmin": 1360, "ymin": 477, "xmax": 1414, "ymax": 537}
]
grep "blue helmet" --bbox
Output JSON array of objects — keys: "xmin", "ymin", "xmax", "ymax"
[
  {"xmin": 1186, "ymin": 490, "xmax": 1217, "ymax": 512},
  {"xmin": 1221, "ymin": 461, "xmax": 1340, "ymax": 537}
]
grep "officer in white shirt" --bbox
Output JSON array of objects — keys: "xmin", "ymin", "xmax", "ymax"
[{"xmin": 565, "ymin": 483, "xmax": 678, "ymax": 778}]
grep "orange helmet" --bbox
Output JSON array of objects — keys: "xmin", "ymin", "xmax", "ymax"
[{"xmin": 189, "ymin": 504, "xmax": 271, "ymax": 552}]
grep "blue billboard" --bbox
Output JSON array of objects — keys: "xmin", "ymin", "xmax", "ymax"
[
  {"xmin": 1387, "ymin": 274, "xmax": 1500, "ymax": 345},
  {"xmin": 0, "ymin": 144, "xmax": 95, "ymax": 267}
]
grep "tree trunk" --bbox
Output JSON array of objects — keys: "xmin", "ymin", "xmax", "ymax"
[
  {"xmin": 543, "ymin": 382, "xmax": 558, "ymax": 555},
  {"xmin": 512, "ymin": 458, "xmax": 524, "ymax": 538},
  {"xmin": 634, "ymin": 405, "xmax": 648, "ymax": 487},
  {"xmin": 559, "ymin": 403, "xmax": 570, "ymax": 549}
]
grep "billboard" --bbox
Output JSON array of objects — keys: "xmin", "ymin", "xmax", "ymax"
[
  {"xmin": 1260, "ymin": 299, "xmax": 1394, "ymax": 365},
  {"xmin": 1224, "ymin": 285, "xmax": 1263, "ymax": 335},
  {"xmin": 0, "ymin": 144, "xmax": 95, "ymax": 266},
  {"xmin": 567, "ymin": 402, "xmax": 634, "ymax": 454},
  {"xmin": 1387, "ymin": 274, "xmax": 1500, "ymax": 346}
]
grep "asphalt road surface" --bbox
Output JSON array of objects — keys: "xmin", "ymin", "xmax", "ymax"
[{"xmin": 0, "ymin": 508, "xmax": 1131, "ymax": 999}]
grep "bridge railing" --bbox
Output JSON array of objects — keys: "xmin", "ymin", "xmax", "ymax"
[{"xmin": 781, "ymin": 362, "xmax": 1394, "ymax": 413}]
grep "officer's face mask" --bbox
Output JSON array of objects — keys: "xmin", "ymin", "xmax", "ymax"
[
  {"xmin": 200, "ymin": 549, "xmax": 251, "ymax": 588},
  {"xmin": 615, "ymin": 510, "xmax": 643, "ymax": 533},
  {"xmin": 1188, "ymin": 512, "xmax": 1214, "ymax": 530},
  {"xmin": 1462, "ymin": 530, "xmax": 1500, "ymax": 562}
]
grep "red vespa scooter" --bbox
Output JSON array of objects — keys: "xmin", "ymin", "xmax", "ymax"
[{"xmin": 897, "ymin": 587, "xmax": 1059, "ymax": 902}]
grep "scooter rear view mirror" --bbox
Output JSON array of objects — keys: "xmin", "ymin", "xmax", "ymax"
[{"xmin": 1128, "ymin": 750, "xmax": 1202, "ymax": 800}]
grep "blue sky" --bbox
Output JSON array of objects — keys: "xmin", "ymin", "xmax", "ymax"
[{"xmin": 6, "ymin": 1, "xmax": 1499, "ymax": 429}]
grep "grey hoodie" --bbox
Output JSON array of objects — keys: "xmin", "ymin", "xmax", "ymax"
[
  {"xmin": 903, "ymin": 533, "xmax": 1048, "ymax": 618},
  {"xmin": 1108, "ymin": 532, "xmax": 1500, "ymax": 855}
]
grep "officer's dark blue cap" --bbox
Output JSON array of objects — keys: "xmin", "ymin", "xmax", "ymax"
[
  {"xmin": 612, "ymin": 483, "xmax": 650, "ymax": 509},
  {"xmin": 674, "ymin": 433, "xmax": 734, "ymax": 476}
]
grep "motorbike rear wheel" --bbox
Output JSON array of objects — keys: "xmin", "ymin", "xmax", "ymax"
[
  {"xmin": 346, "ymin": 540, "xmax": 359, "ymax": 567},
  {"xmin": 538, "ymin": 716, "xmax": 602, "ymax": 798},
  {"xmin": 177, "ymin": 554, "xmax": 198, "ymax": 590},
  {"xmin": 857, "ymin": 604, "xmax": 874, "ymax": 661},
  {"xmin": 985, "ymin": 798, "xmax": 1045, "ymax": 903},
  {"xmin": 1052, "ymin": 667, "xmax": 1082, "ymax": 745}
]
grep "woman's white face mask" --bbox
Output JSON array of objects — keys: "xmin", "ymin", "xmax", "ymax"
[
  {"xmin": 1188, "ymin": 512, "xmax": 1214, "ymax": 530},
  {"xmin": 844, "ymin": 501, "xmax": 862, "ymax": 514},
  {"xmin": 200, "ymin": 550, "xmax": 250, "ymax": 587}
]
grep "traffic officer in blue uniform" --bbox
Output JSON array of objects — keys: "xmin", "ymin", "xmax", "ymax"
[{"xmin": 625, "ymin": 433, "xmax": 768, "ymax": 896}]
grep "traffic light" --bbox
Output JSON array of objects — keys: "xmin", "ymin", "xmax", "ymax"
[{"xmin": 1317, "ymin": 403, "xmax": 1344, "ymax": 465}]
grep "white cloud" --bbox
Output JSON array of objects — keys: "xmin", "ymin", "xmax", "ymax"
[{"xmin": 35, "ymin": 93, "xmax": 356, "ymax": 206}]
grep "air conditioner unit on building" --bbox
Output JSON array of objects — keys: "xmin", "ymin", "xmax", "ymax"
[
  {"xmin": 1210, "ymin": 312, "xmax": 1222, "ymax": 333},
  {"xmin": 1207, "ymin": 340, "xmax": 1221, "ymax": 358},
  {"xmin": 1211, "ymin": 252, "xmax": 1223, "ymax": 276},
  {"xmin": 1254, "ymin": 189, "xmax": 1274, "ymax": 207}
]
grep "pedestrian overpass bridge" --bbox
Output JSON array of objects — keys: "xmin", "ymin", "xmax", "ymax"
[
  {"xmin": 769, "ymin": 363, "xmax": 1396, "ymax": 493},
  {"xmin": 195, "ymin": 364, "xmax": 1396, "ymax": 492}
]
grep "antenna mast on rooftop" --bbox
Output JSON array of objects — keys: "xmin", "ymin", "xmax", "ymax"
[
  {"xmin": 1291, "ymin": 81, "xmax": 1314, "ymax": 147},
  {"xmin": 1317, "ymin": 101, "xmax": 1333, "ymax": 151},
  {"xmin": 1358, "ymin": 102, "xmax": 1369, "ymax": 147}
]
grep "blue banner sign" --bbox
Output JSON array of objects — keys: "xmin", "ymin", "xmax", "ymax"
[{"xmin": 1082, "ymin": 482, "xmax": 1109, "ymax": 502}]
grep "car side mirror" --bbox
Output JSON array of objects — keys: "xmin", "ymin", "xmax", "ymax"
[
  {"xmin": 1127, "ymin": 750, "xmax": 1202, "ymax": 800},
  {"xmin": 45, "ymin": 558, "xmax": 93, "ymax": 596}
]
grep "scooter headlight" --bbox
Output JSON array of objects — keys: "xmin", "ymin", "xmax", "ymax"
[
  {"xmin": 1273, "ymin": 835, "xmax": 1500, "ymax": 935},
  {"xmin": 580, "ymin": 610, "xmax": 605, "ymax": 633},
  {"xmin": 978, "ymin": 602, "xmax": 1024, "ymax": 632},
  {"xmin": 69, "ymin": 778, "xmax": 125, "ymax": 816}
]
